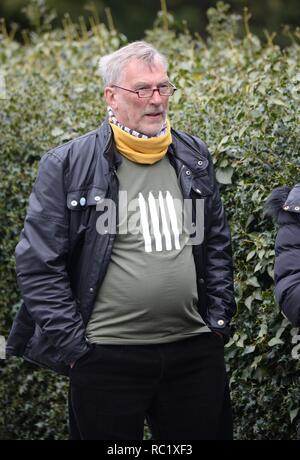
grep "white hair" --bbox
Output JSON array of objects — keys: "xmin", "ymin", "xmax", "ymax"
[{"xmin": 99, "ymin": 41, "xmax": 168, "ymax": 87}]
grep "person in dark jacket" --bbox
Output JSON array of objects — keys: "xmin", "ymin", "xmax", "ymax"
[
  {"xmin": 6, "ymin": 41, "xmax": 236, "ymax": 440},
  {"xmin": 265, "ymin": 184, "xmax": 300, "ymax": 327}
]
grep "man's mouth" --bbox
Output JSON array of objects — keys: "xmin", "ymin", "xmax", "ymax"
[{"xmin": 145, "ymin": 113, "xmax": 162, "ymax": 118}]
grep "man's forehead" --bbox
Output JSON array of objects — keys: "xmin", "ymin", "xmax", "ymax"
[{"xmin": 121, "ymin": 59, "xmax": 168, "ymax": 83}]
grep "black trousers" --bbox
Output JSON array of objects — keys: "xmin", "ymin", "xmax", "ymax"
[{"xmin": 69, "ymin": 333, "xmax": 233, "ymax": 440}]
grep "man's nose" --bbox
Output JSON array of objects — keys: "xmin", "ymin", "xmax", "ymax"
[{"xmin": 149, "ymin": 89, "xmax": 163, "ymax": 103}]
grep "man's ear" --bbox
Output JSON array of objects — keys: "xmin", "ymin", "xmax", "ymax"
[{"xmin": 104, "ymin": 87, "xmax": 117, "ymax": 110}]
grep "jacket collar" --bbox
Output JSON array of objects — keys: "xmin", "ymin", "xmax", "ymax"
[
  {"xmin": 96, "ymin": 116, "xmax": 122, "ymax": 169},
  {"xmin": 96, "ymin": 117, "xmax": 208, "ymax": 174},
  {"xmin": 170, "ymin": 128, "xmax": 209, "ymax": 174}
]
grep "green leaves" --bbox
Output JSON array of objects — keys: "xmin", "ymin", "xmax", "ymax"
[
  {"xmin": 51, "ymin": 127, "xmax": 64, "ymax": 137},
  {"xmin": 289, "ymin": 408, "xmax": 299, "ymax": 423},
  {"xmin": 216, "ymin": 166, "xmax": 234, "ymax": 184},
  {"xmin": 268, "ymin": 337, "xmax": 284, "ymax": 347}
]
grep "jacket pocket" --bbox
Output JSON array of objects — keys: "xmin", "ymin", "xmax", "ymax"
[
  {"xmin": 67, "ymin": 186, "xmax": 106, "ymax": 211},
  {"xmin": 67, "ymin": 187, "xmax": 106, "ymax": 248},
  {"xmin": 192, "ymin": 173, "xmax": 213, "ymax": 197}
]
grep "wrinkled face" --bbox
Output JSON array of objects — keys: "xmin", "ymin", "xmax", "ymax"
[{"xmin": 105, "ymin": 58, "xmax": 170, "ymax": 137}]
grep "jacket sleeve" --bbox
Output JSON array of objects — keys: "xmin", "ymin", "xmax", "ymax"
[
  {"xmin": 274, "ymin": 222, "xmax": 300, "ymax": 327},
  {"xmin": 204, "ymin": 155, "xmax": 236, "ymax": 336},
  {"xmin": 15, "ymin": 150, "xmax": 89, "ymax": 364}
]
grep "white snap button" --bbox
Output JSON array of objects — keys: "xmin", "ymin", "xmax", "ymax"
[
  {"xmin": 283, "ymin": 206, "xmax": 289, "ymax": 210},
  {"xmin": 71, "ymin": 200, "xmax": 77, "ymax": 207},
  {"xmin": 186, "ymin": 170, "xmax": 191, "ymax": 176},
  {"xmin": 198, "ymin": 160, "xmax": 203, "ymax": 166},
  {"xmin": 295, "ymin": 206, "xmax": 300, "ymax": 211},
  {"xmin": 94, "ymin": 196, "xmax": 102, "ymax": 202},
  {"xmin": 217, "ymin": 320, "xmax": 225, "ymax": 326}
]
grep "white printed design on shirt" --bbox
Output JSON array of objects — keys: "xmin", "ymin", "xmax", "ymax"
[{"xmin": 138, "ymin": 191, "xmax": 181, "ymax": 253}]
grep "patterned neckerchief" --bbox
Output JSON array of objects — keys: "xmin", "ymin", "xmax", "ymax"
[{"xmin": 107, "ymin": 106, "xmax": 167, "ymax": 139}]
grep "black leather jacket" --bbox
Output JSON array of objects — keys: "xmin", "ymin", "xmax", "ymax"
[
  {"xmin": 6, "ymin": 119, "xmax": 236, "ymax": 375},
  {"xmin": 265, "ymin": 184, "xmax": 300, "ymax": 327}
]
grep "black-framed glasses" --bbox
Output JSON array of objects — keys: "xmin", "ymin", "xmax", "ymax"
[{"xmin": 111, "ymin": 83, "xmax": 177, "ymax": 98}]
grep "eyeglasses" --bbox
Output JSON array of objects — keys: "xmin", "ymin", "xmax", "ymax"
[{"xmin": 111, "ymin": 83, "xmax": 177, "ymax": 98}]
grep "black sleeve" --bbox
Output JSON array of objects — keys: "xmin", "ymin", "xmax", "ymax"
[
  {"xmin": 275, "ymin": 222, "xmax": 300, "ymax": 326},
  {"xmin": 204, "ymin": 153, "xmax": 236, "ymax": 336},
  {"xmin": 15, "ymin": 151, "xmax": 89, "ymax": 363}
]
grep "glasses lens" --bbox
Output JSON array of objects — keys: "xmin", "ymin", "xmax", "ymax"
[
  {"xmin": 137, "ymin": 86, "xmax": 176, "ymax": 97},
  {"xmin": 138, "ymin": 89, "xmax": 153, "ymax": 97},
  {"xmin": 159, "ymin": 86, "xmax": 174, "ymax": 96}
]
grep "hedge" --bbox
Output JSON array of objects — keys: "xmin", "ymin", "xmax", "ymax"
[{"xmin": 0, "ymin": 1, "xmax": 300, "ymax": 439}]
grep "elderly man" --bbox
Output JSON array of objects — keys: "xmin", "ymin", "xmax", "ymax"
[{"xmin": 7, "ymin": 41, "xmax": 236, "ymax": 440}]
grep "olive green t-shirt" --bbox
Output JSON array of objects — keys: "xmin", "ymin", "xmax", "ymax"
[{"xmin": 86, "ymin": 155, "xmax": 210, "ymax": 344}]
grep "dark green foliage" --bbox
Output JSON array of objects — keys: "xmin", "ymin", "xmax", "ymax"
[
  {"xmin": 1, "ymin": 2, "xmax": 300, "ymax": 440},
  {"xmin": 1, "ymin": 0, "xmax": 300, "ymax": 46},
  {"xmin": 0, "ymin": 359, "xmax": 68, "ymax": 440}
]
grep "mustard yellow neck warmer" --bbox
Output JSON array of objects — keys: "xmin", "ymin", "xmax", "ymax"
[{"xmin": 110, "ymin": 120, "xmax": 172, "ymax": 164}]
